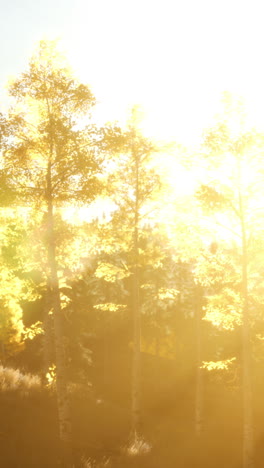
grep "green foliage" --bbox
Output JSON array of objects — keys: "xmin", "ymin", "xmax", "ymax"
[
  {"xmin": 95, "ymin": 262, "xmax": 131, "ymax": 283},
  {"xmin": 204, "ymin": 288, "xmax": 242, "ymax": 330},
  {"xmin": 194, "ymin": 249, "xmax": 239, "ymax": 288},
  {"xmin": 0, "ymin": 171, "xmax": 17, "ymax": 206},
  {"xmin": 0, "ymin": 212, "xmax": 42, "ymax": 360},
  {"xmin": 196, "ymin": 184, "xmax": 231, "ymax": 212},
  {"xmin": 3, "ymin": 40, "xmax": 103, "ymax": 205},
  {"xmin": 94, "ymin": 303, "xmax": 127, "ymax": 312},
  {"xmin": 9, "ymin": 40, "xmax": 95, "ymax": 111},
  {"xmin": 202, "ymin": 357, "xmax": 236, "ymax": 371}
]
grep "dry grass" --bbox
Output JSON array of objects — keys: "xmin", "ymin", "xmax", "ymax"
[
  {"xmin": 81, "ymin": 456, "xmax": 111, "ymax": 468},
  {"xmin": 0, "ymin": 365, "xmax": 41, "ymax": 395},
  {"xmin": 123, "ymin": 433, "xmax": 152, "ymax": 457},
  {"xmin": 80, "ymin": 435, "xmax": 152, "ymax": 468}
]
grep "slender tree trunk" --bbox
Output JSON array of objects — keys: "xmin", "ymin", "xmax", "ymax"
[
  {"xmin": 42, "ymin": 281, "xmax": 54, "ymax": 377},
  {"xmin": 131, "ymin": 254, "xmax": 140, "ymax": 435},
  {"xmin": 0, "ymin": 341, "xmax": 6, "ymax": 361},
  {"xmin": 131, "ymin": 141, "xmax": 141, "ymax": 437},
  {"xmin": 176, "ymin": 261, "xmax": 183, "ymax": 368},
  {"xmin": 195, "ymin": 285, "xmax": 203, "ymax": 436},
  {"xmin": 46, "ymin": 161, "xmax": 73, "ymax": 467},
  {"xmin": 103, "ymin": 329, "xmax": 108, "ymax": 393},
  {"xmin": 154, "ymin": 278, "xmax": 160, "ymax": 357},
  {"xmin": 195, "ymin": 296, "xmax": 204, "ymax": 436},
  {"xmin": 239, "ymin": 190, "xmax": 254, "ymax": 468},
  {"xmin": 45, "ymin": 99, "xmax": 73, "ymax": 466},
  {"xmin": 155, "ymin": 333, "xmax": 160, "ymax": 357},
  {"xmin": 102, "ymin": 284, "xmax": 110, "ymax": 394}
]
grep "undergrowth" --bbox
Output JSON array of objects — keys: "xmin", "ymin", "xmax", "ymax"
[{"xmin": 0, "ymin": 365, "xmax": 41, "ymax": 395}]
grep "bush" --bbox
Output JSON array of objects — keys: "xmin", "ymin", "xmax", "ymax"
[{"xmin": 0, "ymin": 365, "xmax": 41, "ymax": 395}]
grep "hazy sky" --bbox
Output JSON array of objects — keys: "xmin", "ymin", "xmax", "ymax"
[{"xmin": 1, "ymin": 0, "xmax": 264, "ymax": 144}]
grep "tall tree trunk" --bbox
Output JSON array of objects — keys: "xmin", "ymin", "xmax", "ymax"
[
  {"xmin": 239, "ymin": 190, "xmax": 254, "ymax": 468},
  {"xmin": 131, "ymin": 140, "xmax": 141, "ymax": 437},
  {"xmin": 195, "ymin": 285, "xmax": 203, "ymax": 436},
  {"xmin": 154, "ymin": 277, "xmax": 160, "ymax": 357},
  {"xmin": 102, "ymin": 284, "xmax": 110, "ymax": 395},
  {"xmin": 42, "ymin": 282, "xmax": 54, "ymax": 378},
  {"xmin": 131, "ymin": 253, "xmax": 140, "ymax": 436},
  {"xmin": 46, "ymin": 161, "xmax": 73, "ymax": 467},
  {"xmin": 102, "ymin": 328, "xmax": 109, "ymax": 394}
]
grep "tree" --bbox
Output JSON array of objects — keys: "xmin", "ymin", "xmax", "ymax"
[
  {"xmin": 196, "ymin": 93, "xmax": 264, "ymax": 468},
  {"xmin": 2, "ymin": 39, "xmax": 104, "ymax": 466},
  {"xmin": 99, "ymin": 107, "xmax": 162, "ymax": 438}
]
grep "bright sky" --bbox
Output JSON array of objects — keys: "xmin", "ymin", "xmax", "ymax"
[{"xmin": 1, "ymin": 0, "xmax": 264, "ymax": 145}]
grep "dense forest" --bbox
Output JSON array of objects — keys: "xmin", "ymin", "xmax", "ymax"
[{"xmin": 1, "ymin": 40, "xmax": 264, "ymax": 468}]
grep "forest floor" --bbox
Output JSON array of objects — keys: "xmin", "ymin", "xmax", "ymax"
[{"xmin": 0, "ymin": 357, "xmax": 264, "ymax": 467}]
